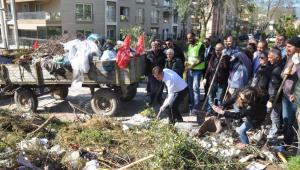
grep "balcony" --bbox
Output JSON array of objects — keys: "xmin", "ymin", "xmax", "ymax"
[
  {"xmin": 7, "ymin": 0, "xmax": 50, "ymax": 2},
  {"xmin": 6, "ymin": 11, "xmax": 61, "ymax": 30},
  {"xmin": 17, "ymin": 11, "xmax": 61, "ymax": 21}
]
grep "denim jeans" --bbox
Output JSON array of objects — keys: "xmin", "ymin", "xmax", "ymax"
[
  {"xmin": 297, "ymin": 109, "xmax": 300, "ymax": 155},
  {"xmin": 207, "ymin": 83, "xmax": 227, "ymax": 113},
  {"xmin": 282, "ymin": 94, "xmax": 297, "ymax": 145},
  {"xmin": 187, "ymin": 70, "xmax": 202, "ymax": 110},
  {"xmin": 268, "ymin": 104, "xmax": 282, "ymax": 137},
  {"xmin": 238, "ymin": 120, "xmax": 253, "ymax": 144}
]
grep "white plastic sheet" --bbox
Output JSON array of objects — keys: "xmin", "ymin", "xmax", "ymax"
[{"xmin": 64, "ymin": 40, "xmax": 100, "ymax": 89}]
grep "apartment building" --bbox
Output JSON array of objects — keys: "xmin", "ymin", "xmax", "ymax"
[{"xmin": 2, "ymin": 0, "xmax": 182, "ymax": 45}]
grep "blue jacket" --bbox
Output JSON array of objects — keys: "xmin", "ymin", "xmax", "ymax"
[{"xmin": 229, "ymin": 52, "xmax": 252, "ymax": 89}]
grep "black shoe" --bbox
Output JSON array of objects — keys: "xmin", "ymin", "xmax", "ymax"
[{"xmin": 176, "ymin": 118, "xmax": 184, "ymax": 122}]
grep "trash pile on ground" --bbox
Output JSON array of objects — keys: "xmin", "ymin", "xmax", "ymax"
[{"xmin": 0, "ymin": 108, "xmax": 297, "ymax": 169}]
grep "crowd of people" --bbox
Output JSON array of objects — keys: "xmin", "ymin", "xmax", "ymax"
[{"xmin": 145, "ymin": 33, "xmax": 300, "ymax": 150}]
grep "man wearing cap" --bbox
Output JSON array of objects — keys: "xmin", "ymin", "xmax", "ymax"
[{"xmin": 281, "ymin": 36, "xmax": 300, "ymax": 146}]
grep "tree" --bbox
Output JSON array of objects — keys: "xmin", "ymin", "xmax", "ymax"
[
  {"xmin": 223, "ymin": 0, "xmax": 255, "ymax": 37},
  {"xmin": 250, "ymin": 0, "xmax": 299, "ymax": 32},
  {"xmin": 274, "ymin": 15, "xmax": 300, "ymax": 39},
  {"xmin": 174, "ymin": 0, "xmax": 192, "ymax": 38},
  {"xmin": 120, "ymin": 26, "xmax": 152, "ymax": 49},
  {"xmin": 193, "ymin": 0, "xmax": 219, "ymax": 38}
]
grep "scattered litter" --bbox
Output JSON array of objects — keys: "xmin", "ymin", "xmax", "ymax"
[
  {"xmin": 246, "ymin": 161, "xmax": 267, "ymax": 170},
  {"xmin": 122, "ymin": 114, "xmax": 150, "ymax": 129},
  {"xmin": 18, "ymin": 137, "xmax": 42, "ymax": 151},
  {"xmin": 83, "ymin": 160, "xmax": 100, "ymax": 170},
  {"xmin": 62, "ymin": 151, "xmax": 81, "ymax": 169},
  {"xmin": 174, "ymin": 122, "xmax": 198, "ymax": 134},
  {"xmin": 239, "ymin": 154, "xmax": 255, "ymax": 163},
  {"xmin": 50, "ymin": 145, "xmax": 65, "ymax": 155},
  {"xmin": 17, "ymin": 153, "xmax": 40, "ymax": 170},
  {"xmin": 39, "ymin": 138, "xmax": 48, "ymax": 145},
  {"xmin": 262, "ymin": 150, "xmax": 278, "ymax": 162}
]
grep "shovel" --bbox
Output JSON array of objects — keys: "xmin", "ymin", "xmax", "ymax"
[
  {"xmin": 198, "ymin": 54, "xmax": 225, "ymax": 125},
  {"xmin": 197, "ymin": 116, "xmax": 222, "ymax": 137}
]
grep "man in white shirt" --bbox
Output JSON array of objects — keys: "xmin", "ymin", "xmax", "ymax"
[{"xmin": 152, "ymin": 66, "xmax": 188, "ymax": 124}]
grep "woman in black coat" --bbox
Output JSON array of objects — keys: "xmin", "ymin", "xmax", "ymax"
[{"xmin": 212, "ymin": 87, "xmax": 267, "ymax": 148}]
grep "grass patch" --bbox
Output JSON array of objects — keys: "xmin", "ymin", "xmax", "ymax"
[
  {"xmin": 55, "ymin": 118, "xmax": 242, "ymax": 169},
  {"xmin": 287, "ymin": 156, "xmax": 300, "ymax": 170}
]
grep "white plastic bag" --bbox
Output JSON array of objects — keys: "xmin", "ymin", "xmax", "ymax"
[
  {"xmin": 67, "ymin": 40, "xmax": 100, "ymax": 89},
  {"xmin": 101, "ymin": 49, "xmax": 116, "ymax": 61}
]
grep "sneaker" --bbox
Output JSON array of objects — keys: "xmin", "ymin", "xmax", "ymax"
[
  {"xmin": 267, "ymin": 134, "xmax": 278, "ymax": 139},
  {"xmin": 176, "ymin": 118, "xmax": 184, "ymax": 122},
  {"xmin": 190, "ymin": 109, "xmax": 199, "ymax": 116}
]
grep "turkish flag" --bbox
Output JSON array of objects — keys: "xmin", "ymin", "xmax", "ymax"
[
  {"xmin": 117, "ymin": 35, "xmax": 131, "ymax": 69},
  {"xmin": 33, "ymin": 40, "xmax": 39, "ymax": 49},
  {"xmin": 135, "ymin": 33, "xmax": 145, "ymax": 56}
]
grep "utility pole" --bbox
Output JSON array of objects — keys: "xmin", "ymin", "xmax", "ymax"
[
  {"xmin": 10, "ymin": 0, "xmax": 18, "ymax": 49},
  {"xmin": 0, "ymin": 3, "xmax": 7, "ymax": 49},
  {"xmin": 0, "ymin": 0, "xmax": 8, "ymax": 49}
]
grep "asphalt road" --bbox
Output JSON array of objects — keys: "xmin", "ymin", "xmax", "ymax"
[{"xmin": 0, "ymin": 83, "xmax": 201, "ymax": 122}]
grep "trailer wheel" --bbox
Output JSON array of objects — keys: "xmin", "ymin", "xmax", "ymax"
[
  {"xmin": 14, "ymin": 88, "xmax": 38, "ymax": 112},
  {"xmin": 51, "ymin": 85, "xmax": 68, "ymax": 100},
  {"xmin": 91, "ymin": 89, "xmax": 119, "ymax": 116},
  {"xmin": 120, "ymin": 83, "xmax": 138, "ymax": 101}
]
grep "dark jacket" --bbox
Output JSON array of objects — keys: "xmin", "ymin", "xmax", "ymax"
[
  {"xmin": 223, "ymin": 96, "xmax": 267, "ymax": 127},
  {"xmin": 251, "ymin": 64, "xmax": 272, "ymax": 94},
  {"xmin": 173, "ymin": 44, "xmax": 185, "ymax": 64},
  {"xmin": 281, "ymin": 58, "xmax": 298, "ymax": 96},
  {"xmin": 268, "ymin": 60, "xmax": 284, "ymax": 103},
  {"xmin": 165, "ymin": 57, "xmax": 184, "ymax": 77},
  {"xmin": 204, "ymin": 53, "xmax": 230, "ymax": 85},
  {"xmin": 145, "ymin": 49, "xmax": 166, "ymax": 76},
  {"xmin": 293, "ymin": 63, "xmax": 300, "ymax": 106},
  {"xmin": 204, "ymin": 46, "xmax": 215, "ymax": 68}
]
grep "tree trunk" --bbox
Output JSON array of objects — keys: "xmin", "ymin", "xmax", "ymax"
[
  {"xmin": 182, "ymin": 21, "xmax": 186, "ymax": 40},
  {"xmin": 202, "ymin": 21, "xmax": 208, "ymax": 38}
]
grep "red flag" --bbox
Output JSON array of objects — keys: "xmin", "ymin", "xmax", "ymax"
[
  {"xmin": 33, "ymin": 40, "xmax": 39, "ymax": 49},
  {"xmin": 117, "ymin": 35, "xmax": 131, "ymax": 69},
  {"xmin": 135, "ymin": 33, "xmax": 145, "ymax": 56}
]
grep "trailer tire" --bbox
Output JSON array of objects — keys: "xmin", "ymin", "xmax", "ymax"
[
  {"xmin": 91, "ymin": 89, "xmax": 119, "ymax": 116},
  {"xmin": 14, "ymin": 88, "xmax": 38, "ymax": 112},
  {"xmin": 120, "ymin": 84, "xmax": 137, "ymax": 101},
  {"xmin": 51, "ymin": 85, "xmax": 68, "ymax": 100}
]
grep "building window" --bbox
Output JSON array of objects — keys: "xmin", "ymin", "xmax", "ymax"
[
  {"xmin": 120, "ymin": 7, "xmax": 129, "ymax": 22},
  {"xmin": 152, "ymin": 0, "xmax": 159, "ymax": 5},
  {"xmin": 163, "ymin": 0, "xmax": 171, "ymax": 6},
  {"xmin": 136, "ymin": 0, "xmax": 145, "ymax": 3},
  {"xmin": 34, "ymin": 3, "xmax": 43, "ymax": 12},
  {"xmin": 151, "ymin": 10, "xmax": 159, "ymax": 24},
  {"xmin": 107, "ymin": 25, "xmax": 116, "ymax": 41},
  {"xmin": 135, "ymin": 8, "xmax": 144, "ymax": 24},
  {"xmin": 76, "ymin": 30, "xmax": 92, "ymax": 37},
  {"xmin": 75, "ymin": 3, "xmax": 93, "ymax": 22},
  {"xmin": 163, "ymin": 11, "xmax": 170, "ymax": 23},
  {"xmin": 150, "ymin": 27, "xmax": 158, "ymax": 37},
  {"xmin": 173, "ymin": 10, "xmax": 178, "ymax": 24},
  {"xmin": 106, "ymin": 1, "xmax": 116, "ymax": 22}
]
